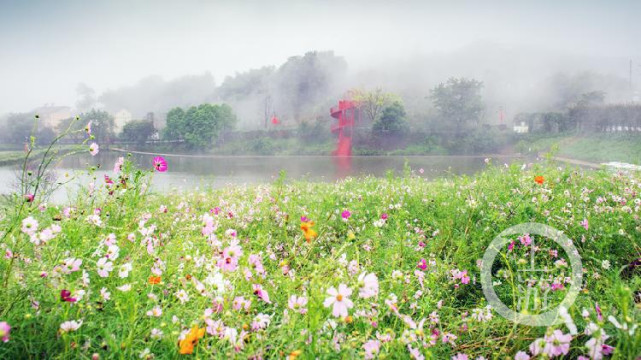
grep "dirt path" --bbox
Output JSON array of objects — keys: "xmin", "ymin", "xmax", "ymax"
[{"xmin": 550, "ymin": 155, "xmax": 601, "ymax": 169}]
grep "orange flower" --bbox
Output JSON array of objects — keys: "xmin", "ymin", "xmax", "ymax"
[
  {"xmin": 178, "ymin": 325, "xmax": 205, "ymax": 355},
  {"xmin": 300, "ymin": 221, "xmax": 318, "ymax": 242},
  {"xmin": 148, "ymin": 276, "xmax": 161, "ymax": 285},
  {"xmin": 534, "ymin": 175, "xmax": 544, "ymax": 184},
  {"xmin": 288, "ymin": 350, "xmax": 303, "ymax": 359}
]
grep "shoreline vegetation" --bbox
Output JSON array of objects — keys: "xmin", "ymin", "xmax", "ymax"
[{"xmin": 2, "ymin": 132, "xmax": 639, "ymax": 169}]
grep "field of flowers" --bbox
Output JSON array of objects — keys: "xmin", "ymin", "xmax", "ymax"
[{"xmin": 0, "ymin": 152, "xmax": 640, "ymax": 359}]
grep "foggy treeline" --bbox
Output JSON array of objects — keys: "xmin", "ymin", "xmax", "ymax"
[{"xmin": 58, "ymin": 43, "xmax": 635, "ymax": 130}]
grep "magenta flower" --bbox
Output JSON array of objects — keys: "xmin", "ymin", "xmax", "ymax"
[
  {"xmin": 300, "ymin": 215, "xmax": 309, "ymax": 222},
  {"xmin": 417, "ymin": 258, "xmax": 427, "ymax": 271},
  {"xmin": 24, "ymin": 193, "xmax": 34, "ymax": 203},
  {"xmin": 519, "ymin": 234, "xmax": 532, "ymax": 246},
  {"xmin": 60, "ymin": 289, "xmax": 77, "ymax": 303},
  {"xmin": 153, "ymin": 156, "xmax": 168, "ymax": 172},
  {"xmin": 341, "ymin": 210, "xmax": 351, "ymax": 220},
  {"xmin": 252, "ymin": 284, "xmax": 271, "ymax": 303},
  {"xmin": 0, "ymin": 322, "xmax": 10, "ymax": 342},
  {"xmin": 381, "ymin": 213, "xmax": 388, "ymax": 220}
]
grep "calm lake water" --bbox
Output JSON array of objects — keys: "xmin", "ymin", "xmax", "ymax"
[{"xmin": 0, "ymin": 151, "xmax": 522, "ymax": 201}]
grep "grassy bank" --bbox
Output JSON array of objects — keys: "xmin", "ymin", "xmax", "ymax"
[
  {"xmin": 0, "ymin": 146, "xmax": 80, "ymax": 167},
  {"xmin": 0, "ymin": 160, "xmax": 639, "ymax": 358},
  {"xmin": 518, "ymin": 134, "xmax": 641, "ymax": 164}
]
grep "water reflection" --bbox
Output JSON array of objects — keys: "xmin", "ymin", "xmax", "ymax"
[{"xmin": 0, "ymin": 152, "xmax": 521, "ymax": 201}]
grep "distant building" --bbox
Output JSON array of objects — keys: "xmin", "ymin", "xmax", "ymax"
[
  {"xmin": 113, "ymin": 109, "xmax": 132, "ymax": 133},
  {"xmin": 513, "ymin": 121, "xmax": 529, "ymax": 133},
  {"xmin": 33, "ymin": 105, "xmax": 72, "ymax": 130}
]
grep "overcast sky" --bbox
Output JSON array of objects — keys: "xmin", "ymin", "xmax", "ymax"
[{"xmin": 0, "ymin": 0, "xmax": 639, "ymax": 115}]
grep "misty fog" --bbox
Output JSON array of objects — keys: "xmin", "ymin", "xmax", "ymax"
[{"xmin": 1, "ymin": 0, "xmax": 639, "ymax": 123}]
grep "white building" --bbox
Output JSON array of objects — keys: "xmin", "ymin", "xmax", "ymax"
[
  {"xmin": 113, "ymin": 109, "xmax": 132, "ymax": 133},
  {"xmin": 33, "ymin": 105, "xmax": 72, "ymax": 131},
  {"xmin": 513, "ymin": 121, "xmax": 529, "ymax": 133}
]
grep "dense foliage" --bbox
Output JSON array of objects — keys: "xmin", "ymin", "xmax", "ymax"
[
  {"xmin": 162, "ymin": 104, "xmax": 237, "ymax": 150},
  {"xmin": 430, "ymin": 78, "xmax": 484, "ymax": 136},
  {"xmin": 120, "ymin": 120, "xmax": 156, "ymax": 145}
]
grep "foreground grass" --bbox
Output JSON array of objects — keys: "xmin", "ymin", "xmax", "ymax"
[{"xmin": 0, "ymin": 160, "xmax": 639, "ymax": 359}]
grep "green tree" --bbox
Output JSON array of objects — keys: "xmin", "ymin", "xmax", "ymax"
[
  {"xmin": 352, "ymin": 88, "xmax": 400, "ymax": 123},
  {"xmin": 0, "ymin": 113, "xmax": 55, "ymax": 145},
  {"xmin": 57, "ymin": 109, "xmax": 115, "ymax": 143},
  {"xmin": 430, "ymin": 78, "xmax": 484, "ymax": 135},
  {"xmin": 162, "ymin": 107, "xmax": 186, "ymax": 141},
  {"xmin": 372, "ymin": 102, "xmax": 409, "ymax": 136},
  {"xmin": 162, "ymin": 103, "xmax": 237, "ymax": 150},
  {"xmin": 120, "ymin": 120, "xmax": 156, "ymax": 145}
]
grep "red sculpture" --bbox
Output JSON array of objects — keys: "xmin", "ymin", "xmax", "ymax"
[{"xmin": 329, "ymin": 100, "xmax": 359, "ymax": 156}]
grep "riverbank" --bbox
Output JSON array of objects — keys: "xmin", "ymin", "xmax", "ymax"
[
  {"xmin": 520, "ymin": 133, "xmax": 641, "ymax": 165},
  {"xmin": 0, "ymin": 162, "xmax": 638, "ymax": 358}
]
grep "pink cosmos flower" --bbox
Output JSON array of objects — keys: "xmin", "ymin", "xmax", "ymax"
[
  {"xmin": 60, "ymin": 320, "xmax": 82, "ymax": 332},
  {"xmin": 89, "ymin": 142, "xmax": 99, "ymax": 156},
  {"xmin": 252, "ymin": 284, "xmax": 271, "ymax": 303},
  {"xmin": 363, "ymin": 340, "xmax": 380, "ymax": 359},
  {"xmin": 248, "ymin": 254, "xmax": 265, "ymax": 275},
  {"xmin": 211, "ymin": 296, "xmax": 224, "ymax": 313},
  {"xmin": 85, "ymin": 121, "xmax": 92, "ymax": 135},
  {"xmin": 581, "ymin": 218, "xmax": 589, "ymax": 231},
  {"xmin": 408, "ymin": 345, "xmax": 424, "ymax": 360},
  {"xmin": 201, "ymin": 214, "xmax": 215, "ymax": 236},
  {"xmin": 288, "ymin": 295, "xmax": 308, "ymax": 314},
  {"xmin": 451, "ymin": 354, "xmax": 468, "ymax": 360},
  {"xmin": 0, "ymin": 322, "xmax": 10, "ymax": 342},
  {"xmin": 96, "ymin": 257, "xmax": 113, "ymax": 277},
  {"xmin": 21, "ymin": 216, "xmax": 39, "ymax": 236},
  {"xmin": 519, "ymin": 234, "xmax": 532, "ymax": 246},
  {"xmin": 153, "ymin": 156, "xmax": 167, "ymax": 172},
  {"xmin": 113, "ymin": 156, "xmax": 124, "ymax": 173},
  {"xmin": 595, "ymin": 302, "xmax": 603, "ymax": 321},
  {"xmin": 324, "ymin": 284, "xmax": 353, "ymax": 318},
  {"xmin": 514, "ymin": 351, "xmax": 530, "ymax": 360},
  {"xmin": 545, "ymin": 330, "xmax": 571, "ymax": 357},
  {"xmin": 218, "ymin": 241, "xmax": 242, "ymax": 272},
  {"xmin": 232, "ymin": 296, "xmax": 251, "ymax": 311},
  {"xmin": 381, "ymin": 213, "xmax": 388, "ymax": 220},
  {"xmin": 357, "ymin": 272, "xmax": 379, "ymax": 299},
  {"xmin": 24, "ymin": 193, "xmax": 34, "ymax": 203},
  {"xmin": 341, "ymin": 210, "xmax": 351, "ymax": 220}
]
